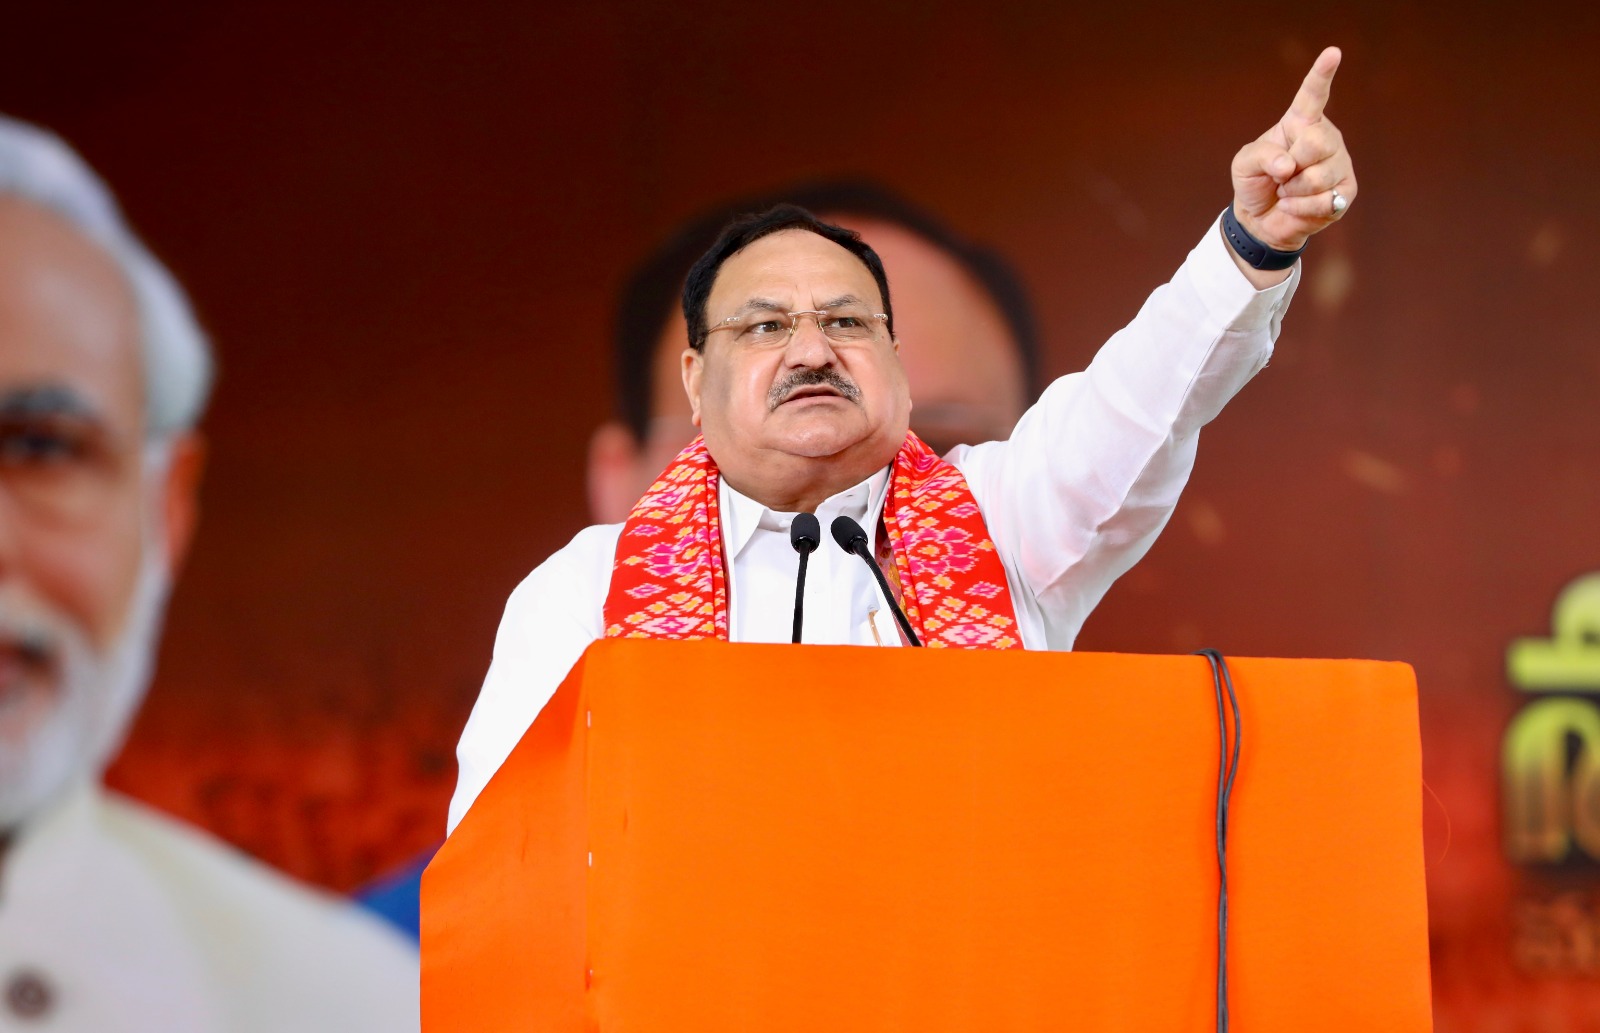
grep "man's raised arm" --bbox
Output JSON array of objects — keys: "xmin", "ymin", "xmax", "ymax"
[{"xmin": 954, "ymin": 47, "xmax": 1356, "ymax": 648}]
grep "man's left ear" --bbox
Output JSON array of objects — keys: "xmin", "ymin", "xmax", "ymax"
[
  {"xmin": 160, "ymin": 432, "xmax": 206, "ymax": 576},
  {"xmin": 681, "ymin": 348, "xmax": 705, "ymax": 428}
]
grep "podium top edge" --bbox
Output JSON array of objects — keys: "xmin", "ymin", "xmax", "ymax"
[{"xmin": 583, "ymin": 638, "xmax": 1416, "ymax": 673}]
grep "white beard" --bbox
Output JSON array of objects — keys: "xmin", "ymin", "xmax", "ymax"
[{"xmin": 0, "ymin": 528, "xmax": 172, "ymax": 831}]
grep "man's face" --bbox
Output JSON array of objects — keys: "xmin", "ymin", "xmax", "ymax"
[
  {"xmin": 588, "ymin": 217, "xmax": 1027, "ymax": 522},
  {"xmin": 0, "ymin": 198, "xmax": 192, "ymax": 828},
  {"xmin": 681, "ymin": 229, "xmax": 911, "ymax": 504}
]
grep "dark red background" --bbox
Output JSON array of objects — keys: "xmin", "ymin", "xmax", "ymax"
[{"xmin": 7, "ymin": 3, "xmax": 1598, "ymax": 1028}]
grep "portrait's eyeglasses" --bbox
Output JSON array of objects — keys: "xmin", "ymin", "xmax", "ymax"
[{"xmin": 706, "ymin": 305, "xmax": 889, "ymax": 348}]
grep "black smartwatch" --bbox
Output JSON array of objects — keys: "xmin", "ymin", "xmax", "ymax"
[{"xmin": 1222, "ymin": 204, "xmax": 1304, "ymax": 271}]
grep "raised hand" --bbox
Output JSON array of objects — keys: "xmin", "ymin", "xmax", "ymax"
[{"xmin": 1231, "ymin": 46, "xmax": 1356, "ymax": 254}]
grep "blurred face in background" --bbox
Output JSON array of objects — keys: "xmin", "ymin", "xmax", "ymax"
[
  {"xmin": 0, "ymin": 198, "xmax": 200, "ymax": 831},
  {"xmin": 588, "ymin": 216, "xmax": 1029, "ymax": 522}
]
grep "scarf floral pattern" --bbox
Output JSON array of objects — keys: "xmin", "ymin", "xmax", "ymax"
[{"xmin": 603, "ymin": 433, "xmax": 1021, "ymax": 649}]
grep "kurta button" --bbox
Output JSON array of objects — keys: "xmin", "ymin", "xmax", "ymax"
[{"xmin": 5, "ymin": 969, "xmax": 54, "ymax": 1021}]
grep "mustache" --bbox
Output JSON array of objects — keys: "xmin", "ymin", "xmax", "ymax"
[
  {"xmin": 767, "ymin": 368, "xmax": 862, "ymax": 411},
  {"xmin": 0, "ymin": 605, "xmax": 61, "ymax": 673}
]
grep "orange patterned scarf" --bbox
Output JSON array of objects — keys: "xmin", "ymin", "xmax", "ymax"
[{"xmin": 603, "ymin": 433, "xmax": 1022, "ymax": 649}]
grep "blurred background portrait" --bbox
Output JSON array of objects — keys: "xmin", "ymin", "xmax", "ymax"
[{"xmin": 0, "ymin": 118, "xmax": 417, "ymax": 1029}]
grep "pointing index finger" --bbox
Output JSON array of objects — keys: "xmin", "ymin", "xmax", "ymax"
[{"xmin": 1286, "ymin": 46, "xmax": 1342, "ymax": 124}]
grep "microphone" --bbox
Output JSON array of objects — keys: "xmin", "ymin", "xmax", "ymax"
[
  {"xmin": 788, "ymin": 513, "xmax": 821, "ymax": 644},
  {"xmin": 829, "ymin": 515, "xmax": 922, "ymax": 647}
]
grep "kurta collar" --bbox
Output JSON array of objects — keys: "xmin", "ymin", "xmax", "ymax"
[
  {"xmin": 720, "ymin": 464, "xmax": 893, "ymax": 562},
  {"xmin": 0, "ymin": 780, "xmax": 222, "ymax": 1030}
]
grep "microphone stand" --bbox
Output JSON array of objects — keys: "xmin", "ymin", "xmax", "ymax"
[
  {"xmin": 788, "ymin": 513, "xmax": 821, "ymax": 644},
  {"xmin": 829, "ymin": 515, "xmax": 922, "ymax": 647}
]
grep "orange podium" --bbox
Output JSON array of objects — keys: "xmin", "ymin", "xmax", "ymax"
[{"xmin": 424, "ymin": 640, "xmax": 1431, "ymax": 1031}]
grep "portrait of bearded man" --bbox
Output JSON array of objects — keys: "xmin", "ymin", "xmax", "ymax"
[{"xmin": 0, "ymin": 116, "xmax": 418, "ymax": 1033}]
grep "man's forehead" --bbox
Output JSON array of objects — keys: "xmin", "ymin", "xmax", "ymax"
[
  {"xmin": 708, "ymin": 228, "xmax": 882, "ymax": 310},
  {"xmin": 0, "ymin": 199, "xmax": 143, "ymax": 432}
]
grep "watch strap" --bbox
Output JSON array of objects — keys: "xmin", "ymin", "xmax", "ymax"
[{"xmin": 1223, "ymin": 205, "xmax": 1305, "ymax": 271}]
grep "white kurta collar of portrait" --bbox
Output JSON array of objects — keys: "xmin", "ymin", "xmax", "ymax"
[
  {"xmin": 719, "ymin": 464, "xmax": 894, "ymax": 562},
  {"xmin": 1, "ymin": 780, "xmax": 223, "ymax": 1031}
]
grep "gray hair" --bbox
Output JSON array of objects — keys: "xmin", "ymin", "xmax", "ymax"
[{"xmin": 0, "ymin": 115, "xmax": 213, "ymax": 435}]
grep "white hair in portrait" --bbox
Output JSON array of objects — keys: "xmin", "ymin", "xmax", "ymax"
[{"xmin": 0, "ymin": 114, "xmax": 213, "ymax": 435}]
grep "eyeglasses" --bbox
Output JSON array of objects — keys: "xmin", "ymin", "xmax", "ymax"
[{"xmin": 706, "ymin": 305, "xmax": 889, "ymax": 348}]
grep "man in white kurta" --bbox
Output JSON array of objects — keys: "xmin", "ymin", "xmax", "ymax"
[{"xmin": 450, "ymin": 48, "xmax": 1357, "ymax": 833}]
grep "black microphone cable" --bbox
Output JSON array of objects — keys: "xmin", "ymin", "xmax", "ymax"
[
  {"xmin": 788, "ymin": 513, "xmax": 821, "ymax": 644},
  {"xmin": 829, "ymin": 515, "xmax": 921, "ymax": 647},
  {"xmin": 1195, "ymin": 648, "xmax": 1242, "ymax": 1033}
]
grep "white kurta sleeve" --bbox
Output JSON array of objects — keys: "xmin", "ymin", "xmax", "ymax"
[
  {"xmin": 952, "ymin": 215, "xmax": 1299, "ymax": 649},
  {"xmin": 447, "ymin": 523, "xmax": 619, "ymax": 833}
]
